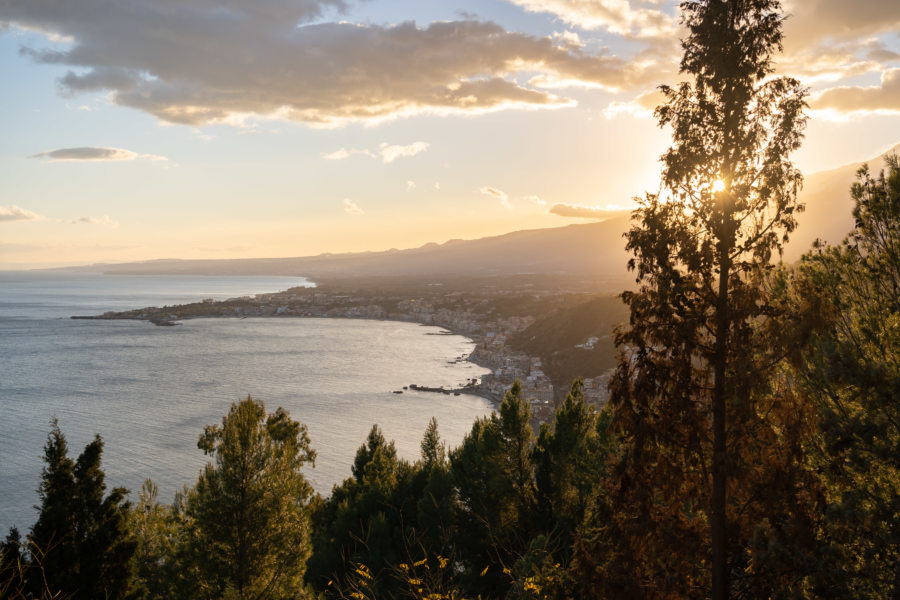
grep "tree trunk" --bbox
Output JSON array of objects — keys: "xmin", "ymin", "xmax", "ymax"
[{"xmin": 712, "ymin": 213, "xmax": 732, "ymax": 600}]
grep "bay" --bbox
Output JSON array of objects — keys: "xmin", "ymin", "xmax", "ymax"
[{"xmin": 0, "ymin": 272, "xmax": 491, "ymax": 533}]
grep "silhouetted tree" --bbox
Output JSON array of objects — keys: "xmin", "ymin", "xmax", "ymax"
[{"xmin": 606, "ymin": 0, "xmax": 810, "ymax": 597}]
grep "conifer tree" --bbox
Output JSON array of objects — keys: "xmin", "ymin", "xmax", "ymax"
[
  {"xmin": 793, "ymin": 156, "xmax": 900, "ymax": 597},
  {"xmin": 450, "ymin": 381, "xmax": 536, "ymax": 596},
  {"xmin": 26, "ymin": 422, "xmax": 138, "ymax": 599},
  {"xmin": 606, "ymin": 0, "xmax": 810, "ymax": 597},
  {"xmin": 179, "ymin": 396, "xmax": 316, "ymax": 600}
]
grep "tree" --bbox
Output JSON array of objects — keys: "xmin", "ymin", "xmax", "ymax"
[
  {"xmin": 179, "ymin": 396, "xmax": 316, "ymax": 599},
  {"xmin": 129, "ymin": 480, "xmax": 181, "ymax": 600},
  {"xmin": 306, "ymin": 424, "xmax": 420, "ymax": 598},
  {"xmin": 792, "ymin": 156, "xmax": 900, "ymax": 597},
  {"xmin": 607, "ymin": 0, "xmax": 809, "ymax": 597},
  {"xmin": 25, "ymin": 421, "xmax": 139, "ymax": 599},
  {"xmin": 450, "ymin": 381, "xmax": 536, "ymax": 597}
]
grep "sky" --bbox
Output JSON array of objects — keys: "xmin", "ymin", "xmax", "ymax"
[{"xmin": 1, "ymin": 0, "xmax": 899, "ymax": 269}]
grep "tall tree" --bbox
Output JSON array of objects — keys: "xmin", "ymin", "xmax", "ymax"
[
  {"xmin": 607, "ymin": 0, "xmax": 808, "ymax": 597},
  {"xmin": 179, "ymin": 396, "xmax": 316, "ymax": 599}
]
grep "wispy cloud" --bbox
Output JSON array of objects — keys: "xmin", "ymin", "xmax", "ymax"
[
  {"xmin": 323, "ymin": 142, "xmax": 430, "ymax": 163},
  {"xmin": 0, "ymin": 205, "xmax": 41, "ymax": 222},
  {"xmin": 343, "ymin": 199, "xmax": 364, "ymax": 215},
  {"xmin": 549, "ymin": 203, "xmax": 628, "ymax": 220},
  {"xmin": 480, "ymin": 186, "xmax": 512, "ymax": 210},
  {"xmin": 72, "ymin": 215, "xmax": 118, "ymax": 227},
  {"xmin": 31, "ymin": 146, "xmax": 168, "ymax": 162},
  {"xmin": 526, "ymin": 195, "xmax": 547, "ymax": 206},
  {"xmin": 406, "ymin": 181, "xmax": 416, "ymax": 191},
  {"xmin": 322, "ymin": 148, "xmax": 351, "ymax": 160},
  {"xmin": 379, "ymin": 142, "xmax": 429, "ymax": 163}
]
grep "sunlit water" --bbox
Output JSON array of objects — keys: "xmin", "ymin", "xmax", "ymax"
[{"xmin": 0, "ymin": 272, "xmax": 491, "ymax": 533}]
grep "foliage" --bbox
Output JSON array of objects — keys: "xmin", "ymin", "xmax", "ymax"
[
  {"xmin": 177, "ymin": 396, "xmax": 316, "ymax": 599},
  {"xmin": 129, "ymin": 480, "xmax": 181, "ymax": 599},
  {"xmin": 15, "ymin": 422, "xmax": 140, "ymax": 600},
  {"xmin": 601, "ymin": 0, "xmax": 815, "ymax": 597},
  {"xmin": 450, "ymin": 382, "xmax": 536, "ymax": 597},
  {"xmin": 792, "ymin": 156, "xmax": 900, "ymax": 597},
  {"xmin": 306, "ymin": 424, "xmax": 419, "ymax": 598}
]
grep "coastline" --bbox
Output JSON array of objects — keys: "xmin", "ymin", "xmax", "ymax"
[
  {"xmin": 74, "ymin": 311, "xmax": 506, "ymax": 408},
  {"xmin": 69, "ymin": 280, "xmax": 619, "ymax": 422}
]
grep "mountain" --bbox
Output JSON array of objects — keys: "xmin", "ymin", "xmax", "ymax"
[
  {"xmin": 75, "ymin": 143, "xmax": 898, "ymax": 281},
  {"xmin": 75, "ymin": 217, "xmax": 635, "ymax": 283},
  {"xmin": 783, "ymin": 143, "xmax": 899, "ymax": 261}
]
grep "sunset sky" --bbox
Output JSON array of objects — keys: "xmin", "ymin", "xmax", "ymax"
[{"xmin": 2, "ymin": 0, "xmax": 899, "ymax": 268}]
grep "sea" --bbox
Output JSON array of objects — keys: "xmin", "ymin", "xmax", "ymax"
[{"xmin": 0, "ymin": 271, "xmax": 492, "ymax": 533}]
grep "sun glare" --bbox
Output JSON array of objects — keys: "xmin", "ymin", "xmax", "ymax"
[{"xmin": 712, "ymin": 179, "xmax": 726, "ymax": 192}]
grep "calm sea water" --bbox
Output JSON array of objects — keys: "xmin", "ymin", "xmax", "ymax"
[{"xmin": 0, "ymin": 271, "xmax": 491, "ymax": 533}]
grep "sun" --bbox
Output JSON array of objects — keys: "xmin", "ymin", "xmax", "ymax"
[{"xmin": 712, "ymin": 179, "xmax": 726, "ymax": 192}]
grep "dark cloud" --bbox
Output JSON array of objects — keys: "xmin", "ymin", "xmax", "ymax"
[{"xmin": 2, "ymin": 0, "xmax": 663, "ymax": 126}]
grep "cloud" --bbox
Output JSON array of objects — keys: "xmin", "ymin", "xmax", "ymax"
[
  {"xmin": 0, "ymin": 205, "xmax": 41, "ymax": 222},
  {"xmin": 778, "ymin": 0, "xmax": 900, "ymax": 84},
  {"xmin": 480, "ymin": 186, "xmax": 512, "ymax": 209},
  {"xmin": 323, "ymin": 142, "xmax": 430, "ymax": 163},
  {"xmin": 525, "ymin": 195, "xmax": 547, "ymax": 206},
  {"xmin": 379, "ymin": 142, "xmax": 429, "ymax": 163},
  {"xmin": 507, "ymin": 0, "xmax": 677, "ymax": 38},
  {"xmin": 783, "ymin": 0, "xmax": 900, "ymax": 49},
  {"xmin": 406, "ymin": 181, "xmax": 416, "ymax": 191},
  {"xmin": 343, "ymin": 199, "xmax": 364, "ymax": 215},
  {"xmin": 811, "ymin": 68, "xmax": 900, "ymax": 114},
  {"xmin": 549, "ymin": 203, "xmax": 628, "ymax": 219},
  {"xmin": 32, "ymin": 146, "xmax": 136, "ymax": 161},
  {"xmin": 604, "ymin": 88, "xmax": 664, "ymax": 118},
  {"xmin": 72, "ymin": 215, "xmax": 118, "ymax": 226},
  {"xmin": 31, "ymin": 146, "xmax": 167, "ymax": 162},
  {"xmin": 322, "ymin": 148, "xmax": 351, "ymax": 160},
  {"xmin": 3, "ymin": 0, "xmax": 666, "ymax": 126}
]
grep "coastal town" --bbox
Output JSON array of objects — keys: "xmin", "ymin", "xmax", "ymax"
[{"xmin": 78, "ymin": 281, "xmax": 623, "ymax": 423}]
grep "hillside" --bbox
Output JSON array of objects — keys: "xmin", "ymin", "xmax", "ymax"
[{"xmin": 509, "ymin": 295, "xmax": 630, "ymax": 386}]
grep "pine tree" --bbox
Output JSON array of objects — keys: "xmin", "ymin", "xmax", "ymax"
[
  {"xmin": 26, "ymin": 422, "xmax": 138, "ymax": 599},
  {"xmin": 606, "ymin": 0, "xmax": 811, "ymax": 597},
  {"xmin": 179, "ymin": 396, "xmax": 316, "ymax": 599},
  {"xmin": 793, "ymin": 156, "xmax": 900, "ymax": 597},
  {"xmin": 306, "ymin": 424, "xmax": 415, "ymax": 598},
  {"xmin": 450, "ymin": 381, "xmax": 536, "ymax": 596}
]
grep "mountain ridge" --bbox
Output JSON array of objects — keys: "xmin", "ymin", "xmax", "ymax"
[{"xmin": 62, "ymin": 143, "xmax": 899, "ymax": 282}]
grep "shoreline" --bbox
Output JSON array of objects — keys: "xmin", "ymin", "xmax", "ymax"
[{"xmin": 73, "ymin": 312, "xmax": 506, "ymax": 408}]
